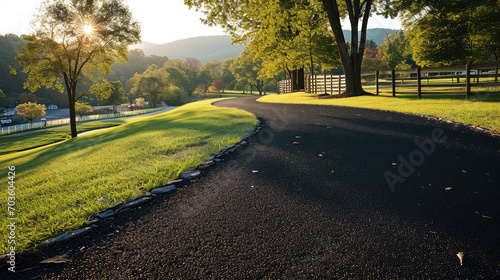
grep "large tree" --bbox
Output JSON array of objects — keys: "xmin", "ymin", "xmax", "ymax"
[
  {"xmin": 16, "ymin": 0, "xmax": 140, "ymax": 137},
  {"xmin": 186, "ymin": 0, "xmax": 338, "ymax": 87},
  {"xmin": 320, "ymin": 0, "xmax": 378, "ymax": 96},
  {"xmin": 130, "ymin": 64, "xmax": 169, "ymax": 108},
  {"xmin": 379, "ymin": 31, "xmax": 413, "ymax": 70},
  {"xmin": 383, "ymin": 0, "xmax": 500, "ymax": 65},
  {"xmin": 230, "ymin": 47, "xmax": 265, "ymax": 95}
]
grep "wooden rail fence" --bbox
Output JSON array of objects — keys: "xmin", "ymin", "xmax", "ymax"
[
  {"xmin": 305, "ymin": 74, "xmax": 346, "ymax": 95},
  {"xmin": 277, "ymin": 79, "xmax": 293, "ymax": 94},
  {"xmin": 367, "ymin": 62, "xmax": 500, "ymax": 99}
]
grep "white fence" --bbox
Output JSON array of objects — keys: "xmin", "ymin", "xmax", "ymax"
[
  {"xmin": 1, "ymin": 107, "xmax": 167, "ymax": 136},
  {"xmin": 305, "ymin": 74, "xmax": 346, "ymax": 95}
]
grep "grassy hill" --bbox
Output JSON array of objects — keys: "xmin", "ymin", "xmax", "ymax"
[{"xmin": 136, "ymin": 35, "xmax": 245, "ymax": 63}]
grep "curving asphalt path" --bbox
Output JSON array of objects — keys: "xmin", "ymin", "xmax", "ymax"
[{"xmin": 6, "ymin": 96, "xmax": 500, "ymax": 279}]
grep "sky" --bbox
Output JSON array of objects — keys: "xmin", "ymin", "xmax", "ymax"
[{"xmin": 0, "ymin": 0, "xmax": 402, "ymax": 45}]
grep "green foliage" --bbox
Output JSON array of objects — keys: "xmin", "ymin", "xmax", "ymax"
[
  {"xmin": 221, "ymin": 58, "xmax": 236, "ymax": 88},
  {"xmin": 164, "ymin": 67, "xmax": 191, "ymax": 93},
  {"xmin": 0, "ymin": 89, "xmax": 9, "ymax": 108},
  {"xmin": 15, "ymin": 102, "xmax": 46, "ymax": 123},
  {"xmin": 0, "ymin": 34, "xmax": 28, "ymax": 98},
  {"xmin": 16, "ymin": 0, "xmax": 141, "ymax": 137},
  {"xmin": 380, "ymin": 31, "xmax": 414, "ymax": 70},
  {"xmin": 230, "ymin": 47, "xmax": 266, "ymax": 95},
  {"xmin": 75, "ymin": 102, "xmax": 94, "ymax": 117},
  {"xmin": 388, "ymin": 0, "xmax": 500, "ymax": 65},
  {"xmin": 186, "ymin": 0, "xmax": 339, "ymax": 76},
  {"xmin": 196, "ymin": 69, "xmax": 215, "ymax": 92},
  {"xmin": 106, "ymin": 81, "xmax": 127, "ymax": 105},
  {"xmin": 200, "ymin": 60, "xmax": 222, "ymax": 79},
  {"xmin": 19, "ymin": 92, "xmax": 38, "ymax": 104},
  {"xmin": 135, "ymin": 97, "xmax": 145, "ymax": 108},
  {"xmin": 130, "ymin": 64, "xmax": 170, "ymax": 107},
  {"xmin": 106, "ymin": 49, "xmax": 168, "ymax": 91}
]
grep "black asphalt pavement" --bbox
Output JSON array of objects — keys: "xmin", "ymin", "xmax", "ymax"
[{"xmin": 6, "ymin": 96, "xmax": 500, "ymax": 279}]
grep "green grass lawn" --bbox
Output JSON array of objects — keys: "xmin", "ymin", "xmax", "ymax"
[
  {"xmin": 258, "ymin": 91, "xmax": 500, "ymax": 133},
  {"xmin": 0, "ymin": 99, "xmax": 256, "ymax": 254},
  {"xmin": 0, "ymin": 121, "xmax": 124, "ymax": 155},
  {"xmin": 221, "ymin": 90, "xmax": 276, "ymax": 98}
]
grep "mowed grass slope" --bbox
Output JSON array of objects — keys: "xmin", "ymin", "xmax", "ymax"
[
  {"xmin": 258, "ymin": 91, "xmax": 500, "ymax": 133},
  {"xmin": 0, "ymin": 121, "xmax": 124, "ymax": 155},
  {"xmin": 0, "ymin": 100, "xmax": 256, "ymax": 254}
]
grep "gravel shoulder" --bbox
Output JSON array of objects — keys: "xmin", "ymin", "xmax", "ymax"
[{"xmin": 5, "ymin": 96, "xmax": 499, "ymax": 279}]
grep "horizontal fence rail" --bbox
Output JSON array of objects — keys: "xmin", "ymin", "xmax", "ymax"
[
  {"xmin": 277, "ymin": 79, "xmax": 293, "ymax": 94},
  {"xmin": 1, "ymin": 107, "xmax": 167, "ymax": 136},
  {"xmin": 362, "ymin": 62, "xmax": 500, "ymax": 99},
  {"xmin": 305, "ymin": 74, "xmax": 346, "ymax": 95}
]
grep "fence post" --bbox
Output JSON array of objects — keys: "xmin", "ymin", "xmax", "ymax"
[
  {"xmin": 375, "ymin": 70, "xmax": 379, "ymax": 96},
  {"xmin": 305, "ymin": 75, "xmax": 308, "ymax": 93},
  {"xmin": 323, "ymin": 74, "xmax": 326, "ymax": 95},
  {"xmin": 496, "ymin": 67, "xmax": 498, "ymax": 83},
  {"xmin": 466, "ymin": 62, "xmax": 471, "ymax": 100},
  {"xmin": 338, "ymin": 75, "xmax": 342, "ymax": 95},
  {"xmin": 330, "ymin": 75, "xmax": 333, "ymax": 95},
  {"xmin": 477, "ymin": 69, "xmax": 480, "ymax": 84},
  {"xmin": 392, "ymin": 68, "xmax": 396, "ymax": 97},
  {"xmin": 417, "ymin": 66, "xmax": 422, "ymax": 99}
]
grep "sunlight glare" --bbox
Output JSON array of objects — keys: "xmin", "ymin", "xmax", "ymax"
[{"xmin": 83, "ymin": 24, "xmax": 94, "ymax": 35}]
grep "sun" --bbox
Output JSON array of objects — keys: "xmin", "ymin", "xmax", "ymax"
[{"xmin": 83, "ymin": 24, "xmax": 94, "ymax": 35}]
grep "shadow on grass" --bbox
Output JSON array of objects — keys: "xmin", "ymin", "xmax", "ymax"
[{"xmin": 4, "ymin": 107, "xmax": 253, "ymax": 175}]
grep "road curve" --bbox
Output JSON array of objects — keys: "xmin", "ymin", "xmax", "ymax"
[{"xmin": 8, "ymin": 96, "xmax": 500, "ymax": 279}]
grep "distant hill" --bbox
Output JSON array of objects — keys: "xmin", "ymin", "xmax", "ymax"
[
  {"xmin": 129, "ymin": 41, "xmax": 159, "ymax": 50},
  {"xmin": 342, "ymin": 28, "xmax": 400, "ymax": 45},
  {"xmin": 133, "ymin": 35, "xmax": 245, "ymax": 64},
  {"xmin": 131, "ymin": 29, "xmax": 399, "ymax": 63}
]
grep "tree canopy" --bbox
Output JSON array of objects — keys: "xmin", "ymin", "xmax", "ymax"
[
  {"xmin": 16, "ymin": 0, "xmax": 140, "ymax": 137},
  {"xmin": 186, "ymin": 0, "xmax": 339, "ymax": 79},
  {"xmin": 130, "ymin": 64, "xmax": 169, "ymax": 108},
  {"xmin": 186, "ymin": 0, "xmax": 377, "ymax": 95},
  {"xmin": 16, "ymin": 102, "xmax": 46, "ymax": 123},
  {"xmin": 75, "ymin": 101, "xmax": 94, "ymax": 117},
  {"xmin": 383, "ymin": 0, "xmax": 500, "ymax": 66}
]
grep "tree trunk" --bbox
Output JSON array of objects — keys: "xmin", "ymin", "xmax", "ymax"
[
  {"xmin": 257, "ymin": 79, "xmax": 263, "ymax": 95},
  {"xmin": 321, "ymin": 0, "xmax": 372, "ymax": 97},
  {"xmin": 68, "ymin": 96, "xmax": 77, "ymax": 138}
]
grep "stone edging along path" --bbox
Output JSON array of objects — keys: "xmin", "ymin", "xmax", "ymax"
[
  {"xmin": 399, "ymin": 111, "xmax": 500, "ymax": 138},
  {"xmin": 31, "ymin": 117, "xmax": 264, "ymax": 250}
]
